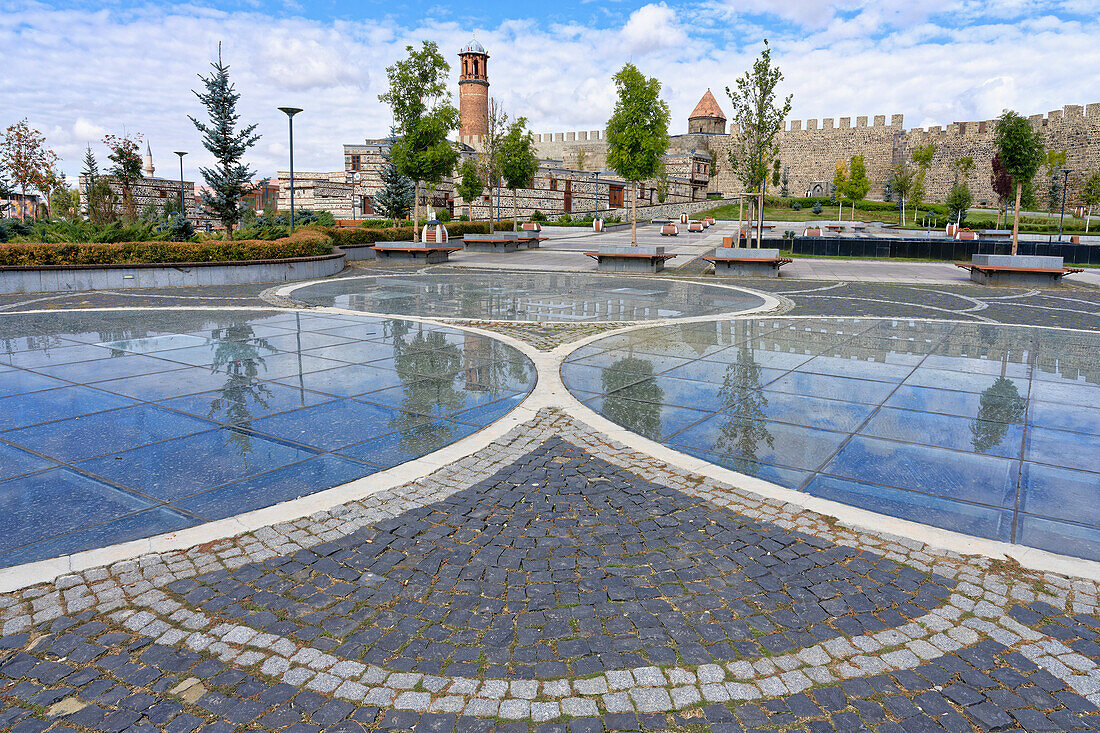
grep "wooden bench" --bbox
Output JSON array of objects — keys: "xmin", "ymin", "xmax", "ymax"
[
  {"xmin": 850, "ymin": 224, "xmax": 867, "ymax": 232},
  {"xmin": 585, "ymin": 250, "xmax": 677, "ymax": 273},
  {"xmin": 978, "ymin": 230, "xmax": 1013, "ymax": 239},
  {"xmin": 955, "ymin": 262, "xmax": 1083, "ymax": 287},
  {"xmin": 705, "ymin": 250, "xmax": 792, "ymax": 278},
  {"xmin": 825, "ymin": 224, "xmax": 844, "ymax": 233},
  {"xmin": 371, "ymin": 245, "xmax": 460, "ymax": 264}
]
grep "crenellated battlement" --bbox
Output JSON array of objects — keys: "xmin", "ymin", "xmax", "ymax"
[
  {"xmin": 786, "ymin": 113, "xmax": 904, "ymax": 132},
  {"xmin": 533, "ymin": 130, "xmax": 604, "ymax": 143}
]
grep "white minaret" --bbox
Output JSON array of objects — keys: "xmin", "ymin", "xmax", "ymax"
[{"xmin": 143, "ymin": 142, "xmax": 155, "ymax": 177}]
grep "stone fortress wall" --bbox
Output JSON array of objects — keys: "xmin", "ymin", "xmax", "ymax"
[{"xmin": 525, "ymin": 103, "xmax": 1100, "ymax": 207}]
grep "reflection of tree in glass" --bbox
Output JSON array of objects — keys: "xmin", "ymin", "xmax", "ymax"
[
  {"xmin": 970, "ymin": 348, "xmax": 1025, "ymax": 453},
  {"xmin": 390, "ymin": 328, "xmax": 464, "ymax": 454},
  {"xmin": 713, "ymin": 325, "xmax": 773, "ymax": 474},
  {"xmin": 601, "ymin": 357, "xmax": 663, "ymax": 440},
  {"xmin": 207, "ymin": 324, "xmax": 275, "ymax": 455}
]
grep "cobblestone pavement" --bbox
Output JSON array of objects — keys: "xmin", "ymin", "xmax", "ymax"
[
  {"xmin": 2, "ymin": 410, "xmax": 1100, "ymax": 731},
  {"xmin": 2, "ymin": 270, "xmax": 1100, "ymax": 730}
]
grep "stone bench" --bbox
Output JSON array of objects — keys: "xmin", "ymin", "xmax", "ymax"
[
  {"xmin": 585, "ymin": 246, "xmax": 677, "ymax": 273},
  {"xmin": 705, "ymin": 248, "xmax": 792, "ymax": 278},
  {"xmin": 371, "ymin": 244, "xmax": 461, "ymax": 264},
  {"xmin": 462, "ymin": 233, "xmax": 540, "ymax": 253},
  {"xmin": 955, "ymin": 254, "xmax": 1082, "ymax": 287}
]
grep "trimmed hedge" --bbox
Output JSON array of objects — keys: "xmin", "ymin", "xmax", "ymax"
[
  {"xmin": 0, "ymin": 229, "xmax": 333, "ymax": 267},
  {"xmin": 325, "ymin": 221, "xmax": 515, "ymax": 247}
]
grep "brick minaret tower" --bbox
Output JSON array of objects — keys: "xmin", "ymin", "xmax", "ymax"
[{"xmin": 458, "ymin": 37, "xmax": 489, "ymax": 139}]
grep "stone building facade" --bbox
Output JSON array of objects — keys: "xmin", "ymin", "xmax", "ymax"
[
  {"xmin": 277, "ymin": 139, "xmax": 454, "ymax": 220},
  {"xmin": 78, "ymin": 174, "xmax": 199, "ymax": 223}
]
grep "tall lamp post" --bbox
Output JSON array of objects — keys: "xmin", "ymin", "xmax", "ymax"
[
  {"xmin": 278, "ymin": 107, "xmax": 303, "ymax": 232},
  {"xmin": 173, "ymin": 151, "xmax": 187, "ymax": 218},
  {"xmin": 1058, "ymin": 167, "xmax": 1074, "ymax": 242},
  {"xmin": 352, "ymin": 172, "xmax": 361, "ymax": 221}
]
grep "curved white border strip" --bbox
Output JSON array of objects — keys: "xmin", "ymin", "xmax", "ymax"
[
  {"xmin": 271, "ymin": 269, "xmax": 788, "ymax": 326},
  {"xmin": 551, "ymin": 314, "xmax": 1100, "ymax": 582},
  {"xmin": 0, "ymin": 306, "xmax": 547, "ymax": 593}
]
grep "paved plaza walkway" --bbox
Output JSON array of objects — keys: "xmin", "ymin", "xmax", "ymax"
[
  {"xmin": 1, "ymin": 260, "xmax": 1100, "ymax": 731},
  {"xmin": 447, "ymin": 222, "xmax": 1100, "ymax": 289}
]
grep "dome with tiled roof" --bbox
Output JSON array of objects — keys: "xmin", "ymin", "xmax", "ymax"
[
  {"xmin": 690, "ymin": 89, "xmax": 726, "ymax": 121},
  {"xmin": 689, "ymin": 89, "xmax": 727, "ymax": 134},
  {"xmin": 460, "ymin": 37, "xmax": 486, "ymax": 55}
]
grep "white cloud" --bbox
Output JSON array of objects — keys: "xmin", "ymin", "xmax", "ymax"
[
  {"xmin": 620, "ymin": 3, "xmax": 687, "ymax": 53},
  {"xmin": 1, "ymin": 1, "xmax": 1097, "ymax": 183}
]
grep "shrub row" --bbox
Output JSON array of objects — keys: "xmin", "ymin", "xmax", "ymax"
[
  {"xmin": 325, "ymin": 221, "xmax": 515, "ymax": 247},
  {"xmin": 0, "ymin": 229, "xmax": 333, "ymax": 267}
]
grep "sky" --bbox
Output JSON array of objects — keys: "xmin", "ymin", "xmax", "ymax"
[{"xmin": 2, "ymin": 0, "xmax": 1098, "ymax": 182}]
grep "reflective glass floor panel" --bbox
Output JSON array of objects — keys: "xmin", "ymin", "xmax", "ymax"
[
  {"xmin": 0, "ymin": 310, "xmax": 534, "ymax": 568},
  {"xmin": 563, "ymin": 318, "xmax": 1100, "ymax": 562},
  {"xmin": 290, "ymin": 272, "xmax": 767, "ymax": 322}
]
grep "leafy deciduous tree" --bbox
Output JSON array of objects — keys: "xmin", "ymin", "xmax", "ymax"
[
  {"xmin": 379, "ymin": 41, "xmax": 459, "ymax": 241},
  {"xmin": 909, "ymin": 143, "xmax": 935, "ymax": 223},
  {"xmin": 499, "ymin": 117, "xmax": 539, "ymax": 231},
  {"xmin": 841, "ymin": 155, "xmax": 871, "ymax": 221},
  {"xmin": 1, "ymin": 119, "xmax": 58, "ymax": 222},
  {"xmin": 478, "ymin": 97, "xmax": 508, "ymax": 232},
  {"xmin": 103, "ymin": 133, "xmax": 143, "ymax": 221},
  {"xmin": 606, "ymin": 63, "xmax": 670, "ymax": 246},
  {"xmin": 454, "ymin": 158, "xmax": 483, "ymax": 215},
  {"xmin": 724, "ymin": 39, "xmax": 792, "ymax": 195},
  {"xmin": 189, "ymin": 45, "xmax": 263, "ymax": 235},
  {"xmin": 994, "ymin": 110, "xmax": 1045, "ymax": 254},
  {"xmin": 891, "ymin": 163, "xmax": 915, "ymax": 226}
]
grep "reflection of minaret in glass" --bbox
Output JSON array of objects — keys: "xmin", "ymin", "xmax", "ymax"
[{"xmin": 463, "ymin": 332, "xmax": 491, "ymax": 392}]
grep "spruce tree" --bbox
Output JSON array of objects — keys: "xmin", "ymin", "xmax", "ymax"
[
  {"xmin": 374, "ymin": 133, "xmax": 415, "ymax": 228},
  {"xmin": 189, "ymin": 44, "xmax": 261, "ymax": 235},
  {"xmin": 81, "ymin": 145, "xmax": 99, "ymax": 180}
]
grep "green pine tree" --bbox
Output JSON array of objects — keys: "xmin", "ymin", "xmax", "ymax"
[
  {"xmin": 80, "ymin": 145, "xmax": 99, "ymax": 181},
  {"xmin": 189, "ymin": 44, "xmax": 262, "ymax": 235},
  {"xmin": 374, "ymin": 131, "xmax": 415, "ymax": 228}
]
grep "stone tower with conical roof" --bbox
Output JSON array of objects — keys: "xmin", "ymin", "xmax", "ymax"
[
  {"xmin": 143, "ymin": 142, "xmax": 155, "ymax": 177},
  {"xmin": 458, "ymin": 36, "xmax": 489, "ymax": 139},
  {"xmin": 688, "ymin": 89, "xmax": 726, "ymax": 135}
]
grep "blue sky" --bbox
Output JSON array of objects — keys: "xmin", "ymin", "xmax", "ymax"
[{"xmin": 3, "ymin": 0, "xmax": 1098, "ymax": 180}]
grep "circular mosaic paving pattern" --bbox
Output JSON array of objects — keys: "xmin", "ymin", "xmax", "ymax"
[
  {"xmin": 0, "ymin": 309, "xmax": 534, "ymax": 567},
  {"xmin": 286, "ymin": 271, "xmax": 769, "ymax": 323},
  {"xmin": 563, "ymin": 317, "xmax": 1100, "ymax": 562}
]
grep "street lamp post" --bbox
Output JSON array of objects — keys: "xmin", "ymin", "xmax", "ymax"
[
  {"xmin": 1058, "ymin": 167, "xmax": 1074, "ymax": 242},
  {"xmin": 352, "ymin": 172, "xmax": 361, "ymax": 221},
  {"xmin": 278, "ymin": 107, "xmax": 303, "ymax": 232},
  {"xmin": 173, "ymin": 151, "xmax": 187, "ymax": 219}
]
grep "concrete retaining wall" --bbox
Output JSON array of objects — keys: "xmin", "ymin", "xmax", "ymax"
[
  {"xmin": 0, "ymin": 252, "xmax": 347, "ymax": 295},
  {"xmin": 570, "ymin": 197, "xmax": 736, "ymax": 223}
]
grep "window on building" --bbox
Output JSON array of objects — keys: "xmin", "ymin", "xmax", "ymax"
[
  {"xmin": 351, "ymin": 155, "xmax": 361, "ymax": 171},
  {"xmin": 550, "ymin": 178, "xmax": 558, "ymax": 191}
]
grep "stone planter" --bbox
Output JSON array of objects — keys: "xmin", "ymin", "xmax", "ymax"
[
  {"xmin": 967, "ymin": 254, "xmax": 1071, "ymax": 287},
  {"xmin": 591, "ymin": 245, "xmax": 672, "ymax": 273},
  {"xmin": 804, "ymin": 227, "xmax": 822, "ymax": 237},
  {"xmin": 709, "ymin": 248, "xmax": 788, "ymax": 278},
  {"xmin": 688, "ymin": 221, "xmax": 704, "ymax": 233},
  {"xmin": 661, "ymin": 223, "xmax": 678, "ymax": 236}
]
